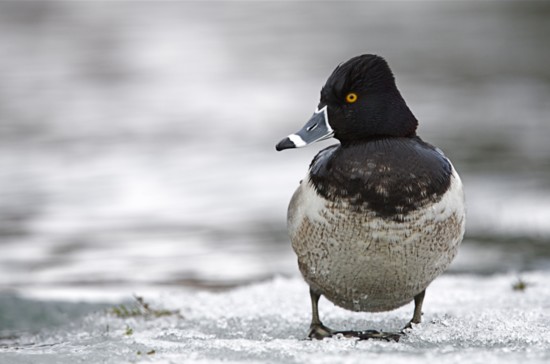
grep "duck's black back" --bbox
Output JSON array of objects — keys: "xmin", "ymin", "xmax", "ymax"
[{"xmin": 309, "ymin": 137, "xmax": 452, "ymax": 220}]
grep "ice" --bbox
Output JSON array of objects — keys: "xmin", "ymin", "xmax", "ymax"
[{"xmin": 2, "ymin": 272, "xmax": 549, "ymax": 364}]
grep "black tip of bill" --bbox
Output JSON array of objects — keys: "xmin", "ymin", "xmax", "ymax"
[{"xmin": 275, "ymin": 136, "xmax": 300, "ymax": 151}]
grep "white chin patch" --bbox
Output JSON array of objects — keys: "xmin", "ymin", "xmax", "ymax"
[{"xmin": 288, "ymin": 134, "xmax": 307, "ymax": 148}]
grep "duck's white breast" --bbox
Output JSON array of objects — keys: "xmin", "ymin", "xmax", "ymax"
[{"xmin": 288, "ymin": 167, "xmax": 465, "ymax": 312}]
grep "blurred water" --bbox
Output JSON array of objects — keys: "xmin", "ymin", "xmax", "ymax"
[{"xmin": 0, "ymin": 1, "xmax": 550, "ymax": 302}]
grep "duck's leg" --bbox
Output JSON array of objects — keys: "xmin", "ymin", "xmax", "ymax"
[
  {"xmin": 403, "ymin": 289, "xmax": 425, "ymax": 330},
  {"xmin": 306, "ymin": 288, "xmax": 424, "ymax": 340},
  {"xmin": 307, "ymin": 288, "xmax": 334, "ymax": 339},
  {"xmin": 307, "ymin": 288, "xmax": 401, "ymax": 342}
]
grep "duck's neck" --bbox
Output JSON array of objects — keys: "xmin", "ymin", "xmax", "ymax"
[{"xmin": 338, "ymin": 133, "xmax": 418, "ymax": 149}]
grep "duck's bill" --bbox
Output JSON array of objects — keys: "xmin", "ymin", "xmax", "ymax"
[{"xmin": 275, "ymin": 106, "xmax": 334, "ymax": 151}]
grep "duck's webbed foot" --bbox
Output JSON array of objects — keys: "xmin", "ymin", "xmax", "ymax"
[
  {"xmin": 334, "ymin": 329, "xmax": 402, "ymax": 342},
  {"xmin": 308, "ymin": 325, "xmax": 401, "ymax": 342},
  {"xmin": 308, "ymin": 323, "xmax": 334, "ymax": 340}
]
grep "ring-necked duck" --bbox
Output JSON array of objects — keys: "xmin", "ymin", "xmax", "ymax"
[{"xmin": 276, "ymin": 54, "xmax": 465, "ymax": 341}]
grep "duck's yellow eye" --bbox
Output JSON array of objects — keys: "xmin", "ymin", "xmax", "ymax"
[{"xmin": 345, "ymin": 92, "xmax": 358, "ymax": 103}]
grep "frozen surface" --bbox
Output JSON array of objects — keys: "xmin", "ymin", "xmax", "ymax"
[{"xmin": 2, "ymin": 272, "xmax": 549, "ymax": 364}]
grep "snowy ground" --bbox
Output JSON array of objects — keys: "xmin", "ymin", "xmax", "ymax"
[{"xmin": 1, "ymin": 272, "xmax": 549, "ymax": 364}]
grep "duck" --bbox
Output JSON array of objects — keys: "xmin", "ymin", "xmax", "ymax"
[{"xmin": 276, "ymin": 54, "xmax": 465, "ymax": 341}]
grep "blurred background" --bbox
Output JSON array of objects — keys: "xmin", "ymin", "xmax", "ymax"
[{"xmin": 0, "ymin": 1, "xmax": 549, "ymax": 303}]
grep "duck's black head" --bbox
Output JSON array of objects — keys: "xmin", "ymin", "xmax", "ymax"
[{"xmin": 276, "ymin": 54, "xmax": 418, "ymax": 151}]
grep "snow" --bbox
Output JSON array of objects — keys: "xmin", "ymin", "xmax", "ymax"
[{"xmin": 2, "ymin": 272, "xmax": 549, "ymax": 364}]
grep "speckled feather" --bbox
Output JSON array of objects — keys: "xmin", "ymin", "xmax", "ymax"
[
  {"xmin": 309, "ymin": 137, "xmax": 452, "ymax": 220},
  {"xmin": 288, "ymin": 140, "xmax": 465, "ymax": 312}
]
